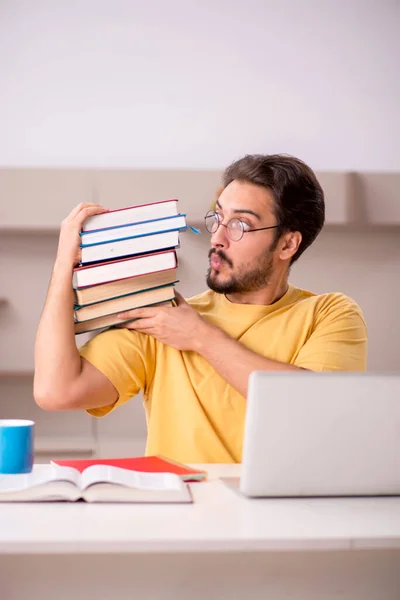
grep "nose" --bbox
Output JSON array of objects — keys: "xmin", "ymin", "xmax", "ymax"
[{"xmin": 210, "ymin": 223, "xmax": 230, "ymax": 250}]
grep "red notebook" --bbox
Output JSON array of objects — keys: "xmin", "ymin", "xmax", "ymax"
[{"xmin": 50, "ymin": 455, "xmax": 206, "ymax": 482}]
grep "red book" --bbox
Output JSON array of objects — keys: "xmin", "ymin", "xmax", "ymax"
[
  {"xmin": 72, "ymin": 248, "xmax": 177, "ymax": 289},
  {"xmin": 50, "ymin": 455, "xmax": 206, "ymax": 482}
]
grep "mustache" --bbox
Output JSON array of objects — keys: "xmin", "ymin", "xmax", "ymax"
[{"xmin": 208, "ymin": 248, "xmax": 233, "ymax": 268}]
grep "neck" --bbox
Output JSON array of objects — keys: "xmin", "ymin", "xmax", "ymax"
[{"xmin": 224, "ymin": 271, "xmax": 289, "ymax": 306}]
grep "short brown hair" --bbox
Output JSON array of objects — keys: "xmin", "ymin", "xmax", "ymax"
[{"xmin": 222, "ymin": 154, "xmax": 325, "ymax": 263}]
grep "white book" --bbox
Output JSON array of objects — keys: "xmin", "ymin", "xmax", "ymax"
[
  {"xmin": 0, "ymin": 465, "xmax": 192, "ymax": 503},
  {"xmin": 82, "ymin": 199, "xmax": 178, "ymax": 232},
  {"xmin": 81, "ymin": 214, "xmax": 187, "ymax": 246},
  {"xmin": 81, "ymin": 230, "xmax": 180, "ymax": 264},
  {"xmin": 72, "ymin": 249, "xmax": 177, "ymax": 289}
]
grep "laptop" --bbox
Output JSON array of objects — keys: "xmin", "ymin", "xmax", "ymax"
[{"xmin": 222, "ymin": 372, "xmax": 400, "ymax": 497}]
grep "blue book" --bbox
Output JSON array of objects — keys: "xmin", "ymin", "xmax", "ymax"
[
  {"xmin": 80, "ymin": 229, "xmax": 182, "ymax": 265},
  {"xmin": 80, "ymin": 214, "xmax": 187, "ymax": 247}
]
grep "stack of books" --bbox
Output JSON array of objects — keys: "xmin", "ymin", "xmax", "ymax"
[{"xmin": 73, "ymin": 199, "xmax": 186, "ymax": 334}]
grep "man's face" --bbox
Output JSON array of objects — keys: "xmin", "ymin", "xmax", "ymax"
[{"xmin": 206, "ymin": 180, "xmax": 280, "ymax": 295}]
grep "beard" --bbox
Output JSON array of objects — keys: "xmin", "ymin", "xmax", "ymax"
[{"xmin": 206, "ymin": 247, "xmax": 275, "ymax": 294}]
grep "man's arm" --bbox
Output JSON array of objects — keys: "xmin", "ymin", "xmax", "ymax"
[
  {"xmin": 114, "ymin": 292, "xmax": 304, "ymax": 398},
  {"xmin": 193, "ymin": 326, "xmax": 303, "ymax": 397},
  {"xmin": 34, "ymin": 203, "xmax": 118, "ymax": 411}
]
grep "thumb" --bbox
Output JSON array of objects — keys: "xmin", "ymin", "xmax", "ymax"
[{"xmin": 174, "ymin": 290, "xmax": 187, "ymax": 306}]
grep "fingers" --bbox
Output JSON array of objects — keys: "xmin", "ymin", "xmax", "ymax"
[
  {"xmin": 173, "ymin": 290, "xmax": 186, "ymax": 305},
  {"xmin": 116, "ymin": 299, "xmax": 178, "ymax": 329},
  {"xmin": 115, "ymin": 318, "xmax": 155, "ymax": 331},
  {"xmin": 114, "ymin": 319, "xmax": 137, "ymax": 329},
  {"xmin": 117, "ymin": 299, "xmax": 180, "ymax": 324},
  {"xmin": 68, "ymin": 202, "xmax": 108, "ymax": 221},
  {"xmin": 117, "ymin": 307, "xmax": 158, "ymax": 320},
  {"xmin": 76, "ymin": 205, "xmax": 110, "ymax": 227}
]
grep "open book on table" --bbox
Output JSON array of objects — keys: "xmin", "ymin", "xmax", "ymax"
[{"xmin": 0, "ymin": 464, "xmax": 192, "ymax": 503}]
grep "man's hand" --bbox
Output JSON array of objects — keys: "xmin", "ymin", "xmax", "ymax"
[
  {"xmin": 56, "ymin": 202, "xmax": 109, "ymax": 270},
  {"xmin": 115, "ymin": 291, "xmax": 212, "ymax": 352}
]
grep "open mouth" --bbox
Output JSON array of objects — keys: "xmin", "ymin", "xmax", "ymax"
[{"xmin": 210, "ymin": 256, "xmax": 224, "ymax": 270}]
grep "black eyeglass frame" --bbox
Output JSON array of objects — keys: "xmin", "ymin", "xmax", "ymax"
[{"xmin": 204, "ymin": 210, "xmax": 279, "ymax": 241}]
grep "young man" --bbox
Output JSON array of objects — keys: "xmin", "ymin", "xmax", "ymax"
[{"xmin": 34, "ymin": 154, "xmax": 367, "ymax": 463}]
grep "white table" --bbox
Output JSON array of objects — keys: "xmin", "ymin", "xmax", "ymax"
[{"xmin": 1, "ymin": 464, "xmax": 400, "ymax": 600}]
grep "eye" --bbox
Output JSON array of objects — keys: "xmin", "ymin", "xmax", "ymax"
[{"xmin": 240, "ymin": 220, "xmax": 252, "ymax": 231}]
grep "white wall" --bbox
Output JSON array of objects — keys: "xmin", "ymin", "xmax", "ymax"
[
  {"xmin": 1, "ymin": 0, "xmax": 399, "ymax": 453},
  {"xmin": 0, "ymin": 0, "xmax": 399, "ymax": 170}
]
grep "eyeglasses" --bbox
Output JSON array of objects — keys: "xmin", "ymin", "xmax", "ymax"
[{"xmin": 204, "ymin": 210, "xmax": 279, "ymax": 242}]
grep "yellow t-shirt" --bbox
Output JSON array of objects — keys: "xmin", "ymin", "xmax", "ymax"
[{"xmin": 79, "ymin": 285, "xmax": 367, "ymax": 463}]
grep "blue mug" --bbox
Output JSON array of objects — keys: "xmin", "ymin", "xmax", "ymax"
[{"xmin": 0, "ymin": 419, "xmax": 34, "ymax": 474}]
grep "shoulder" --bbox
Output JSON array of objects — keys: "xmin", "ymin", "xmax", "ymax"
[
  {"xmin": 315, "ymin": 292, "xmax": 365, "ymax": 321},
  {"xmin": 301, "ymin": 290, "xmax": 366, "ymax": 330},
  {"xmin": 185, "ymin": 289, "xmax": 216, "ymax": 310}
]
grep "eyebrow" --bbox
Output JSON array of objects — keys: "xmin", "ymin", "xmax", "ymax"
[{"xmin": 216, "ymin": 200, "xmax": 261, "ymax": 221}]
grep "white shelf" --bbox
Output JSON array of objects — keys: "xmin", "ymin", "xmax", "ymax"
[
  {"xmin": 0, "ymin": 370, "xmax": 34, "ymax": 378},
  {"xmin": 0, "ymin": 226, "xmax": 59, "ymax": 234},
  {"xmin": 1, "ymin": 169, "xmax": 400, "ymax": 227}
]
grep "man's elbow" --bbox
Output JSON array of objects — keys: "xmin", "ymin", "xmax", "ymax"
[{"xmin": 33, "ymin": 384, "xmax": 79, "ymax": 412}]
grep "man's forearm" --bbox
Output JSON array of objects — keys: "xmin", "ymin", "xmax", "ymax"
[
  {"xmin": 194, "ymin": 323, "xmax": 304, "ymax": 397},
  {"xmin": 34, "ymin": 261, "xmax": 82, "ymax": 400}
]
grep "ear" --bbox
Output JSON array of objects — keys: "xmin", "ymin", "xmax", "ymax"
[{"xmin": 278, "ymin": 231, "xmax": 302, "ymax": 261}]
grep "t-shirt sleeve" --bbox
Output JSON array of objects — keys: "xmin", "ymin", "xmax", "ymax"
[
  {"xmin": 78, "ymin": 328, "xmax": 156, "ymax": 417},
  {"xmin": 294, "ymin": 294, "xmax": 368, "ymax": 372}
]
